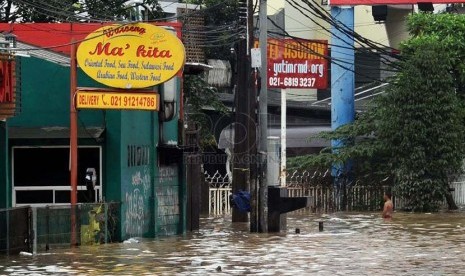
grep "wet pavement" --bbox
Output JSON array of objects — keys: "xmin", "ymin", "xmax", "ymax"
[{"xmin": 1, "ymin": 211, "xmax": 465, "ymax": 275}]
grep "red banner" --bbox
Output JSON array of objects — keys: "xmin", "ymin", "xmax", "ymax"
[
  {"xmin": 259, "ymin": 38, "xmax": 328, "ymax": 89},
  {"xmin": 0, "ymin": 56, "xmax": 16, "ymax": 119}
]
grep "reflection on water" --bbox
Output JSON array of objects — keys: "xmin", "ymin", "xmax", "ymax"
[{"xmin": 2, "ymin": 211, "xmax": 465, "ymax": 275}]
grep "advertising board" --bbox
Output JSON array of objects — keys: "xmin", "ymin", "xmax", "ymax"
[
  {"xmin": 76, "ymin": 91, "xmax": 159, "ymax": 111},
  {"xmin": 258, "ymin": 38, "xmax": 328, "ymax": 89},
  {"xmin": 77, "ymin": 23, "xmax": 185, "ymax": 89}
]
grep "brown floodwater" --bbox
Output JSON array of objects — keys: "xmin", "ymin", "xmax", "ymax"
[{"xmin": 1, "ymin": 211, "xmax": 465, "ymax": 275}]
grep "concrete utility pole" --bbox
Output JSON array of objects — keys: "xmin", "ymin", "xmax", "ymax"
[
  {"xmin": 247, "ymin": 0, "xmax": 259, "ymax": 232},
  {"xmin": 233, "ymin": 0, "xmax": 268, "ymax": 231},
  {"xmin": 232, "ymin": 0, "xmax": 258, "ymax": 224},
  {"xmin": 232, "ymin": 4, "xmax": 252, "ymax": 222},
  {"xmin": 330, "ymin": 6, "xmax": 355, "ymax": 209},
  {"xmin": 232, "ymin": 37, "xmax": 249, "ymax": 223}
]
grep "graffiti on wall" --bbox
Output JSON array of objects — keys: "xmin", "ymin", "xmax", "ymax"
[
  {"xmin": 159, "ymin": 166, "xmax": 175, "ymax": 184},
  {"xmin": 125, "ymin": 166, "xmax": 150, "ymax": 237},
  {"xmin": 156, "ymin": 166, "xmax": 180, "ymax": 235},
  {"xmin": 132, "ymin": 167, "xmax": 151, "ymax": 194}
]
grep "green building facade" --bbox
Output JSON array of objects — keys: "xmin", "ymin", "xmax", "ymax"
[{"xmin": 1, "ymin": 52, "xmax": 186, "ymax": 240}]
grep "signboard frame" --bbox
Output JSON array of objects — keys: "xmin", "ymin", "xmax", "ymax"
[
  {"xmin": 261, "ymin": 38, "xmax": 329, "ymax": 90},
  {"xmin": 76, "ymin": 89, "xmax": 160, "ymax": 111},
  {"xmin": 76, "ymin": 22, "xmax": 185, "ymax": 89}
]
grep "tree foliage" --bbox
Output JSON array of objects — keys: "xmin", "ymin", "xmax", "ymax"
[
  {"xmin": 406, "ymin": 13, "xmax": 465, "ymax": 100},
  {"xmin": 82, "ymin": 0, "xmax": 163, "ymax": 22},
  {"xmin": 181, "ymin": 0, "xmax": 238, "ymax": 144},
  {"xmin": 185, "ymin": 0, "xmax": 241, "ymax": 59},
  {"xmin": 0, "ymin": 0, "xmax": 18, "ymax": 22},
  {"xmin": 13, "ymin": 0, "xmax": 79, "ymax": 22},
  {"xmin": 184, "ymin": 74, "xmax": 228, "ymax": 148},
  {"xmin": 291, "ymin": 13, "xmax": 465, "ymax": 212},
  {"xmin": 0, "ymin": 0, "xmax": 162, "ymax": 23}
]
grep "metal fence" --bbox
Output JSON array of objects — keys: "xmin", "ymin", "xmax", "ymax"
[
  {"xmin": 286, "ymin": 170, "xmax": 386, "ymax": 212},
  {"xmin": 205, "ymin": 171, "xmax": 232, "ymax": 216},
  {"xmin": 206, "ymin": 170, "xmax": 465, "ymax": 215},
  {"xmin": 0, "ymin": 206, "xmax": 31, "ymax": 255},
  {"xmin": 0, "ymin": 202, "xmax": 120, "ymax": 255},
  {"xmin": 451, "ymin": 181, "xmax": 465, "ymax": 205}
]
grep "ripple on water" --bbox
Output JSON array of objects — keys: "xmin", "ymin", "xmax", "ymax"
[{"xmin": 2, "ymin": 211, "xmax": 465, "ymax": 275}]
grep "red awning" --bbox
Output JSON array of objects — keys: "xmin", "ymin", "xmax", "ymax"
[{"xmin": 0, "ymin": 22, "xmax": 182, "ymax": 56}]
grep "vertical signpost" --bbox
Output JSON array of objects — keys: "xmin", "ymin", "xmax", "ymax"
[
  {"xmin": 70, "ymin": 40, "xmax": 78, "ymax": 246},
  {"xmin": 71, "ymin": 23, "xmax": 185, "ymax": 245},
  {"xmin": 266, "ymin": 38, "xmax": 328, "ymax": 186},
  {"xmin": 280, "ymin": 88, "xmax": 286, "ymax": 187},
  {"xmin": 258, "ymin": 0, "xmax": 268, "ymax": 231},
  {"xmin": 254, "ymin": 38, "xmax": 328, "ymax": 231}
]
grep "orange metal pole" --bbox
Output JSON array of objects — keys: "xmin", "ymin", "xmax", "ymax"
[
  {"xmin": 70, "ymin": 39, "xmax": 78, "ymax": 247},
  {"xmin": 175, "ymin": 24, "xmax": 184, "ymax": 121}
]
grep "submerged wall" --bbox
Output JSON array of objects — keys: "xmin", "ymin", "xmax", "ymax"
[
  {"xmin": 105, "ymin": 85, "xmax": 186, "ymax": 240},
  {"xmin": 1, "ymin": 53, "xmax": 186, "ymax": 241}
]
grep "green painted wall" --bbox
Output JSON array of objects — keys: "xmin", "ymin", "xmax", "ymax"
[
  {"xmin": 156, "ymin": 165, "xmax": 181, "ymax": 235},
  {"xmin": 0, "ymin": 121, "xmax": 9, "ymax": 208},
  {"xmin": 8, "ymin": 57, "xmax": 104, "ymax": 128},
  {"xmin": 156, "ymin": 76, "xmax": 185, "ymax": 236},
  {"xmin": 121, "ymin": 110, "xmax": 154, "ymax": 239},
  {"xmin": 3, "ymin": 55, "xmax": 186, "ymax": 240},
  {"xmin": 104, "ymin": 111, "xmax": 122, "ymax": 202},
  {"xmin": 105, "ymin": 107, "xmax": 187, "ymax": 239}
]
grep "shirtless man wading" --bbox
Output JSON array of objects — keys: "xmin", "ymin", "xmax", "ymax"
[{"xmin": 383, "ymin": 191, "xmax": 393, "ymax": 219}]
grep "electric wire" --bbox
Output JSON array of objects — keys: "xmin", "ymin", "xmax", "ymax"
[
  {"xmin": 261, "ymin": 30, "xmax": 390, "ymax": 85},
  {"xmin": 301, "ymin": 0, "xmax": 401, "ymax": 68},
  {"xmin": 268, "ymin": 0, "xmax": 400, "ymax": 71},
  {"xmin": 8, "ymin": 0, "xmax": 241, "ymax": 52},
  {"xmin": 284, "ymin": 0, "xmax": 401, "ymax": 68},
  {"xmin": 266, "ymin": 18, "xmax": 399, "ymax": 73},
  {"xmin": 267, "ymin": 29, "xmax": 399, "ymax": 72},
  {"xmin": 13, "ymin": 0, "xmax": 113, "ymax": 22},
  {"xmin": 304, "ymin": 0, "xmax": 398, "ymax": 53},
  {"xmin": 13, "ymin": 0, "xmax": 234, "ymax": 24},
  {"xmin": 12, "ymin": 0, "xmax": 398, "ymax": 83}
]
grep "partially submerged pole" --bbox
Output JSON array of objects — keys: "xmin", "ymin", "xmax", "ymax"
[
  {"xmin": 280, "ymin": 88, "xmax": 286, "ymax": 187},
  {"xmin": 70, "ymin": 39, "xmax": 78, "ymax": 246},
  {"xmin": 330, "ymin": 6, "xmax": 355, "ymax": 209},
  {"xmin": 258, "ymin": 0, "xmax": 268, "ymax": 233}
]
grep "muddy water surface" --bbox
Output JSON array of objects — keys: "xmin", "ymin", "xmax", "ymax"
[{"xmin": 1, "ymin": 211, "xmax": 465, "ymax": 275}]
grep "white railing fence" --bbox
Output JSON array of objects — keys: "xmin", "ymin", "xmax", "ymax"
[
  {"xmin": 205, "ymin": 170, "xmax": 232, "ymax": 216},
  {"xmin": 451, "ymin": 181, "xmax": 465, "ymax": 205},
  {"xmin": 206, "ymin": 170, "xmax": 465, "ymax": 216}
]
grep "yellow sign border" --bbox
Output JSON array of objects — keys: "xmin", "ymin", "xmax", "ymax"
[
  {"xmin": 77, "ymin": 23, "xmax": 185, "ymax": 89},
  {"xmin": 76, "ymin": 91, "xmax": 160, "ymax": 111}
]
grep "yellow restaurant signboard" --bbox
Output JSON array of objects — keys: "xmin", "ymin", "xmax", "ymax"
[
  {"xmin": 77, "ymin": 23, "xmax": 185, "ymax": 89},
  {"xmin": 76, "ymin": 91, "xmax": 160, "ymax": 111}
]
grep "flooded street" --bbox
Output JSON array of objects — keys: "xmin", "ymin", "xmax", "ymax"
[{"xmin": 2, "ymin": 211, "xmax": 465, "ymax": 275}]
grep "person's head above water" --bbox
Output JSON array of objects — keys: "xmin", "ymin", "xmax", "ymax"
[{"xmin": 384, "ymin": 190, "xmax": 392, "ymax": 201}]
